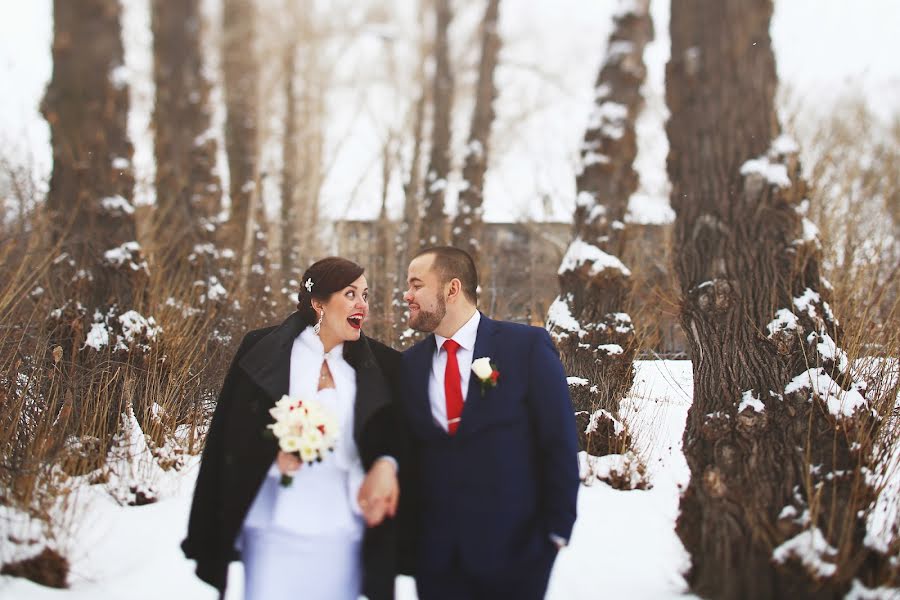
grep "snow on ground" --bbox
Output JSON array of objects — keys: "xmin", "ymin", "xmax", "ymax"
[
  {"xmin": 0, "ymin": 360, "xmax": 695, "ymax": 600},
  {"xmin": 546, "ymin": 360, "xmax": 694, "ymax": 600}
]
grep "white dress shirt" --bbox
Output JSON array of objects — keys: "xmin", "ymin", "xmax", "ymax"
[
  {"xmin": 430, "ymin": 312, "xmax": 569, "ymax": 548},
  {"xmin": 429, "ymin": 310, "xmax": 481, "ymax": 431}
]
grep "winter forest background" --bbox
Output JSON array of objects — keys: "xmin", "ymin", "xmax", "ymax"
[{"xmin": 0, "ymin": 0, "xmax": 898, "ymax": 598}]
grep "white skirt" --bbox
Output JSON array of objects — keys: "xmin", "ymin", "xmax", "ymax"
[{"xmin": 240, "ymin": 526, "xmax": 362, "ymax": 600}]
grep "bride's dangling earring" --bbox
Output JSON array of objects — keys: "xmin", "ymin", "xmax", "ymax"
[{"xmin": 314, "ymin": 309, "xmax": 324, "ymax": 336}]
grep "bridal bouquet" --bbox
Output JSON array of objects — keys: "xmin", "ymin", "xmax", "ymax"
[{"xmin": 268, "ymin": 395, "xmax": 339, "ymax": 487}]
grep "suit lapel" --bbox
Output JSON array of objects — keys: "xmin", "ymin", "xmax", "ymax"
[
  {"xmin": 459, "ymin": 313, "xmax": 499, "ymax": 432},
  {"xmin": 407, "ymin": 335, "xmax": 443, "ymax": 437}
]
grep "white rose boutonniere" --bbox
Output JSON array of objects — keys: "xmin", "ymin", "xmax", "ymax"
[{"xmin": 471, "ymin": 357, "xmax": 500, "ymax": 394}]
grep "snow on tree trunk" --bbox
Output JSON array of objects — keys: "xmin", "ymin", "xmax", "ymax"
[
  {"xmin": 420, "ymin": 0, "xmax": 453, "ymax": 248},
  {"xmin": 150, "ymin": 0, "xmax": 222, "ymax": 280},
  {"xmin": 452, "ymin": 0, "xmax": 501, "ymax": 272},
  {"xmin": 667, "ymin": 0, "xmax": 881, "ymax": 596},
  {"xmin": 547, "ymin": 0, "xmax": 652, "ymax": 458}
]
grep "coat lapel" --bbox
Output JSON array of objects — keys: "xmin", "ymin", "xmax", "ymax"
[
  {"xmin": 406, "ymin": 335, "xmax": 443, "ymax": 437},
  {"xmin": 231, "ymin": 314, "xmax": 306, "ymax": 515},
  {"xmin": 459, "ymin": 313, "xmax": 499, "ymax": 433},
  {"xmin": 237, "ymin": 311, "xmax": 306, "ymax": 403}
]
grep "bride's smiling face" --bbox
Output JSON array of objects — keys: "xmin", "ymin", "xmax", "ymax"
[{"xmin": 314, "ymin": 275, "xmax": 369, "ymax": 346}]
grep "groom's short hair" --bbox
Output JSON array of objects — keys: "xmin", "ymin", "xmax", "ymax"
[{"xmin": 416, "ymin": 246, "xmax": 478, "ymax": 304}]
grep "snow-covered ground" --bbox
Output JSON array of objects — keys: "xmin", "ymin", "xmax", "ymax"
[{"xmin": 0, "ymin": 360, "xmax": 695, "ymax": 600}]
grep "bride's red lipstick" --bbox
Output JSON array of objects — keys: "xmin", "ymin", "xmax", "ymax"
[{"xmin": 347, "ymin": 313, "xmax": 364, "ymax": 329}]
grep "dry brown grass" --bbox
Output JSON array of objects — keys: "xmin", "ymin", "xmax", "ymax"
[
  {"xmin": 785, "ymin": 93, "xmax": 899, "ymax": 343},
  {"xmin": 0, "ymin": 186, "xmax": 284, "ymax": 584},
  {"xmin": 775, "ymin": 92, "xmax": 900, "ymax": 590}
]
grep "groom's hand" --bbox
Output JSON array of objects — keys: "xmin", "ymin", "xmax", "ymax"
[{"xmin": 358, "ymin": 458, "xmax": 399, "ymax": 527}]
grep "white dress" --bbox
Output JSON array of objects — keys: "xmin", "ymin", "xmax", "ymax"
[{"xmin": 239, "ymin": 327, "xmax": 366, "ymax": 600}]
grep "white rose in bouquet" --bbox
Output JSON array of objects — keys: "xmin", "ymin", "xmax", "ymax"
[{"xmin": 267, "ymin": 395, "xmax": 339, "ymax": 486}]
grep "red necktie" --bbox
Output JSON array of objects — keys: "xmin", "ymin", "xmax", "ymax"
[{"xmin": 442, "ymin": 339, "xmax": 463, "ymax": 435}]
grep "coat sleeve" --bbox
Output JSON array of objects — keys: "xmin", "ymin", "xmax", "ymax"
[
  {"xmin": 527, "ymin": 327, "xmax": 580, "ymax": 541},
  {"xmin": 358, "ymin": 339, "xmax": 415, "ymax": 593},
  {"xmin": 364, "ymin": 339, "xmax": 408, "ymax": 466},
  {"xmin": 181, "ymin": 332, "xmax": 258, "ymax": 584}
]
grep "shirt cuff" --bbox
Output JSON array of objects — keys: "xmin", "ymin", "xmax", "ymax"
[
  {"xmin": 549, "ymin": 533, "xmax": 568, "ymax": 549},
  {"xmin": 375, "ymin": 455, "xmax": 398, "ymax": 473}
]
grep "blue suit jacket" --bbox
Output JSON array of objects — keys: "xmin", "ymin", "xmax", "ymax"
[{"xmin": 399, "ymin": 314, "xmax": 579, "ymax": 578}]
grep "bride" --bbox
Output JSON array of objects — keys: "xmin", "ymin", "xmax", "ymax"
[{"xmin": 182, "ymin": 257, "xmax": 406, "ymax": 600}]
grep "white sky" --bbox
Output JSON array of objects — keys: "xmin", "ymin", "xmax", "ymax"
[
  {"xmin": 772, "ymin": 0, "xmax": 900, "ymax": 118},
  {"xmin": 1, "ymin": 0, "xmax": 898, "ymax": 222}
]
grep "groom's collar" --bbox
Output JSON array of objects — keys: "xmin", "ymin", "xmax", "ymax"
[{"xmin": 434, "ymin": 310, "xmax": 480, "ymax": 352}]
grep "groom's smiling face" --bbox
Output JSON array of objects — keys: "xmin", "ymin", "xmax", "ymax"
[{"xmin": 405, "ymin": 253, "xmax": 447, "ymax": 333}]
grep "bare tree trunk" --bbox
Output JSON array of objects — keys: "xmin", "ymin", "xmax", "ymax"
[
  {"xmin": 298, "ymin": 87, "xmax": 324, "ymax": 264},
  {"xmin": 43, "ymin": 0, "xmax": 142, "ymax": 317},
  {"xmin": 391, "ymin": 89, "xmax": 428, "ymax": 348},
  {"xmin": 150, "ymin": 0, "xmax": 221, "ymax": 272},
  {"xmin": 668, "ymin": 0, "xmax": 880, "ymax": 596},
  {"xmin": 402, "ymin": 91, "xmax": 426, "ymax": 253},
  {"xmin": 452, "ymin": 0, "xmax": 501, "ymax": 270},
  {"xmin": 280, "ymin": 36, "xmax": 299, "ymax": 282},
  {"xmin": 280, "ymin": 3, "xmax": 324, "ymax": 283},
  {"xmin": 372, "ymin": 140, "xmax": 396, "ymax": 343},
  {"xmin": 222, "ymin": 0, "xmax": 259, "ymax": 276},
  {"xmin": 400, "ymin": 2, "xmax": 430, "ymax": 259},
  {"xmin": 292, "ymin": 14, "xmax": 326, "ymax": 272},
  {"xmin": 548, "ymin": 0, "xmax": 652, "ymax": 457},
  {"xmin": 42, "ymin": 0, "xmax": 152, "ymax": 425},
  {"xmin": 298, "ymin": 106, "xmax": 324, "ymax": 265},
  {"xmin": 420, "ymin": 0, "xmax": 453, "ymax": 248},
  {"xmin": 393, "ymin": 6, "xmax": 432, "ymax": 349}
]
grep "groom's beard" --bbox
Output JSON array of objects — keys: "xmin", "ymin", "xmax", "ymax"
[{"xmin": 409, "ymin": 292, "xmax": 446, "ymax": 332}]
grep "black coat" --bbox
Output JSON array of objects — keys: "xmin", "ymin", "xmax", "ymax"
[{"xmin": 181, "ymin": 312, "xmax": 405, "ymax": 599}]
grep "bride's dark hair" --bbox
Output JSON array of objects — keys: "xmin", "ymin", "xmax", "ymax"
[
  {"xmin": 296, "ymin": 257, "xmax": 375, "ymax": 367},
  {"xmin": 296, "ymin": 257, "xmax": 365, "ymax": 326}
]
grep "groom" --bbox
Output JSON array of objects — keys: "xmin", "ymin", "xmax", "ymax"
[{"xmin": 398, "ymin": 246, "xmax": 579, "ymax": 599}]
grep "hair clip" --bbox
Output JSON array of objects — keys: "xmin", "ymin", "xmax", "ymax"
[{"xmin": 304, "ymin": 278, "xmax": 314, "ymax": 292}]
